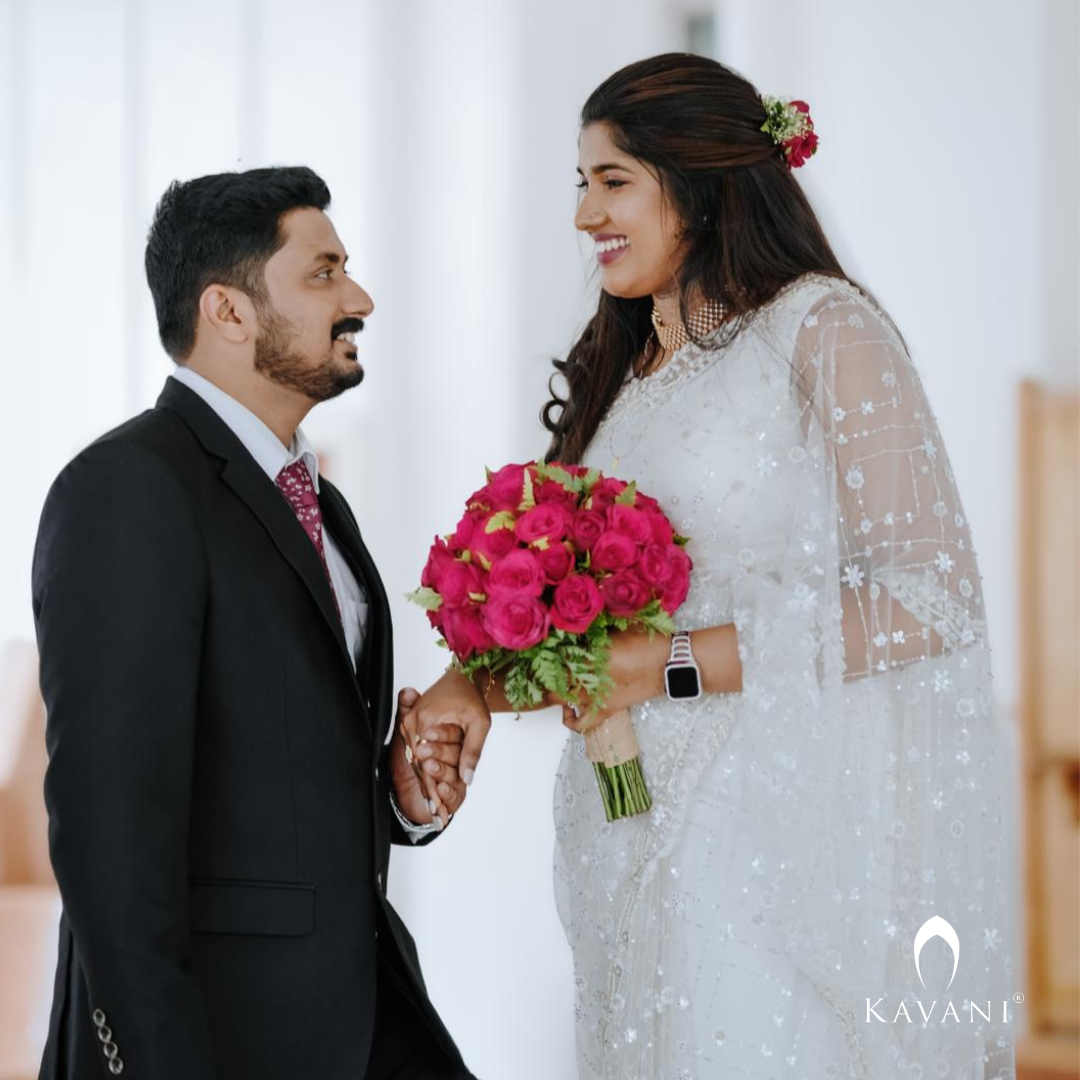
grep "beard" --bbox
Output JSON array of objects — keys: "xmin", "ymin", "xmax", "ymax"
[{"xmin": 253, "ymin": 306, "xmax": 364, "ymax": 402}]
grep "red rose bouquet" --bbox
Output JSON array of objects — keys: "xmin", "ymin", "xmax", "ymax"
[{"xmin": 408, "ymin": 460, "xmax": 692, "ymax": 821}]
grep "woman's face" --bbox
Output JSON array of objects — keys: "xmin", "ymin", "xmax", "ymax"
[{"xmin": 575, "ymin": 122, "xmax": 686, "ymax": 299}]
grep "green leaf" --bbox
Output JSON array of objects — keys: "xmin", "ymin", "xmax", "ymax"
[
  {"xmin": 673, "ymin": 534, "xmax": 690, "ymax": 547},
  {"xmin": 406, "ymin": 586, "xmax": 443, "ymax": 611},
  {"xmin": 614, "ymin": 480, "xmax": 638, "ymax": 505},
  {"xmin": 485, "ymin": 510, "xmax": 516, "ymax": 533},
  {"xmin": 543, "ymin": 464, "xmax": 580, "ymax": 494},
  {"xmin": 518, "ymin": 466, "xmax": 536, "ymax": 512},
  {"xmin": 581, "ymin": 467, "xmax": 601, "ymax": 494}
]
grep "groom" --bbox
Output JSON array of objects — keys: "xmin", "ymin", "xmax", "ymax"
[{"xmin": 32, "ymin": 166, "xmax": 489, "ymax": 1079}]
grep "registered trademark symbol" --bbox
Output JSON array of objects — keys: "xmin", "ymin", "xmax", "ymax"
[{"xmin": 1013, "ymin": 993, "xmax": 1024, "ymax": 1003}]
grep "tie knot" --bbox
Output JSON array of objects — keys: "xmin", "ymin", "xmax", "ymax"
[{"xmin": 276, "ymin": 460, "xmax": 318, "ymax": 508}]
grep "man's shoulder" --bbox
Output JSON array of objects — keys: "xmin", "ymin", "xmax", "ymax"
[{"xmin": 51, "ymin": 402, "xmax": 207, "ymax": 506}]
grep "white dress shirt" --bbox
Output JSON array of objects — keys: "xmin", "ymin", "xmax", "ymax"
[
  {"xmin": 171, "ymin": 366, "xmax": 437, "ymax": 839},
  {"xmin": 172, "ymin": 365, "xmax": 368, "ymax": 668}
]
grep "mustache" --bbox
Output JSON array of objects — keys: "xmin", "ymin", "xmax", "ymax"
[{"xmin": 332, "ymin": 317, "xmax": 365, "ymax": 341}]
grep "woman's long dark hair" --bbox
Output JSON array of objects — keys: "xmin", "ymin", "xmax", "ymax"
[{"xmin": 542, "ymin": 54, "xmax": 849, "ymax": 464}]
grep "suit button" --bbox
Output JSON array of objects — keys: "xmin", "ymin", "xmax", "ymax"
[
  {"xmin": 103, "ymin": 1041, "xmax": 119, "ymax": 1060},
  {"xmin": 376, "ymin": 871, "xmax": 383, "ymax": 890},
  {"xmin": 108, "ymin": 1060, "xmax": 124, "ymax": 1075},
  {"xmin": 92, "ymin": 1009, "xmax": 106, "ymax": 1028},
  {"xmin": 97, "ymin": 1026, "xmax": 112, "ymax": 1042},
  {"xmin": 374, "ymin": 766, "xmax": 379, "ymax": 781}
]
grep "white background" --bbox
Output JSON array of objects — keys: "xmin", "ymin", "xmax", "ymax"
[{"xmin": 0, "ymin": 1, "xmax": 1076, "ymax": 1076}]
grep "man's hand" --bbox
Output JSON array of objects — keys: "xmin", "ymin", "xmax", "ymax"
[
  {"xmin": 390, "ymin": 687, "xmax": 467, "ymax": 830},
  {"xmin": 406, "ymin": 668, "xmax": 492, "ymax": 798}
]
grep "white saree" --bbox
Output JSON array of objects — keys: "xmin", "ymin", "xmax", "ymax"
[{"xmin": 553, "ymin": 275, "xmax": 1016, "ymax": 1079}]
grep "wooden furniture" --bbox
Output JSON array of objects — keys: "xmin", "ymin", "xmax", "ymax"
[{"xmin": 1017, "ymin": 381, "xmax": 1080, "ymax": 1079}]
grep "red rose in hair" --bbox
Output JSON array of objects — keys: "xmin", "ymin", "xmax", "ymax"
[{"xmin": 785, "ymin": 131, "xmax": 818, "ymax": 168}]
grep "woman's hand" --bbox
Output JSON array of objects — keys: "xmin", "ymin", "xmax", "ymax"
[{"xmin": 558, "ymin": 626, "xmax": 669, "ymax": 733}]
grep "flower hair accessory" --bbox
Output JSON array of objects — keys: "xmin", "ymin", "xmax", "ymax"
[{"xmin": 760, "ymin": 96, "xmax": 819, "ymax": 168}]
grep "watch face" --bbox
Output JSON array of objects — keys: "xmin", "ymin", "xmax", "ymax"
[{"xmin": 665, "ymin": 664, "xmax": 701, "ymax": 699}]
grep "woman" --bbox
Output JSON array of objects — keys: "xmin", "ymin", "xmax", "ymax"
[
  {"xmin": 411, "ymin": 53, "xmax": 1014, "ymax": 1079},
  {"xmin": 539, "ymin": 55, "xmax": 1014, "ymax": 1079}
]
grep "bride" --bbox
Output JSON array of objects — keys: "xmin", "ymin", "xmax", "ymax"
[{"xmin": 413, "ymin": 53, "xmax": 1015, "ymax": 1079}]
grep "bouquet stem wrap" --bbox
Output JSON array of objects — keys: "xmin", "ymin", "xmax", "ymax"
[{"xmin": 583, "ymin": 709, "xmax": 651, "ymax": 821}]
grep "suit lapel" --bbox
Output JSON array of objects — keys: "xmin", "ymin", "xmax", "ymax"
[
  {"xmin": 157, "ymin": 378, "xmax": 352, "ymax": 671},
  {"xmin": 319, "ymin": 481, "xmax": 394, "ymax": 747}
]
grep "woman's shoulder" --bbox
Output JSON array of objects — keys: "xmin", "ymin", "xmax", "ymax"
[{"xmin": 755, "ymin": 273, "xmax": 904, "ymax": 355}]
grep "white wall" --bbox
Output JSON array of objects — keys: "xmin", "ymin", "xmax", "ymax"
[{"xmin": 0, "ymin": 0, "xmax": 1075, "ymax": 1076}]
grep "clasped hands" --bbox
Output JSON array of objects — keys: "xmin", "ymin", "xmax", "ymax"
[{"xmin": 389, "ymin": 627, "xmax": 671, "ymax": 826}]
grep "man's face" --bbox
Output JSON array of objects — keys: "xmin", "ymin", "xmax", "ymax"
[{"xmin": 254, "ymin": 207, "xmax": 374, "ymax": 401}]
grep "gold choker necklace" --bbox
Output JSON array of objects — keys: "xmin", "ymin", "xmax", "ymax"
[{"xmin": 650, "ymin": 299, "xmax": 726, "ymax": 353}]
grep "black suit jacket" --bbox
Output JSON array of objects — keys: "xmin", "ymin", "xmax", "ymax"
[{"xmin": 32, "ymin": 377, "xmax": 467, "ymax": 1079}]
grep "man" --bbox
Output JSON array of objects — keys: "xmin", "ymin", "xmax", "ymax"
[{"xmin": 32, "ymin": 166, "xmax": 490, "ymax": 1079}]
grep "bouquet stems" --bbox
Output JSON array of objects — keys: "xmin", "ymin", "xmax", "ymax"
[{"xmin": 584, "ymin": 709, "xmax": 652, "ymax": 821}]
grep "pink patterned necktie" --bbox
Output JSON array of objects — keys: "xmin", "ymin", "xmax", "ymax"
[{"xmin": 275, "ymin": 460, "xmax": 341, "ymax": 621}]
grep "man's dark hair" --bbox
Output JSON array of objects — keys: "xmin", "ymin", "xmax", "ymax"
[{"xmin": 145, "ymin": 165, "xmax": 331, "ymax": 360}]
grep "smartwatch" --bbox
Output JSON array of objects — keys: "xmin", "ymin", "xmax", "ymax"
[{"xmin": 664, "ymin": 630, "xmax": 702, "ymax": 701}]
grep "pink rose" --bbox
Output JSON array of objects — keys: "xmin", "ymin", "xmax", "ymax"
[
  {"xmin": 514, "ymin": 503, "xmax": 570, "ymax": 545},
  {"xmin": 606, "ymin": 504, "xmax": 653, "ymax": 546},
  {"xmin": 437, "ymin": 560, "xmax": 486, "ymax": 608},
  {"xmin": 600, "ymin": 570, "xmax": 651, "ymax": 617},
  {"xmin": 470, "ymin": 513, "xmax": 518, "ymax": 565},
  {"xmin": 537, "ymin": 541, "xmax": 575, "ymax": 584},
  {"xmin": 646, "ymin": 509, "xmax": 675, "ymax": 546},
  {"xmin": 421, "ymin": 537, "xmax": 456, "ymax": 589},
  {"xmin": 442, "ymin": 603, "xmax": 494, "ymax": 660},
  {"xmin": 590, "ymin": 530, "xmax": 639, "ymax": 572},
  {"xmin": 570, "ymin": 509, "xmax": 606, "ymax": 552},
  {"xmin": 535, "ymin": 478, "xmax": 580, "ymax": 509},
  {"xmin": 486, "ymin": 549, "xmax": 545, "ymax": 598},
  {"xmin": 638, "ymin": 543, "xmax": 674, "ymax": 588},
  {"xmin": 482, "ymin": 595, "xmax": 550, "ymax": 650},
  {"xmin": 551, "ymin": 573, "xmax": 604, "ymax": 634},
  {"xmin": 449, "ymin": 509, "xmax": 485, "ymax": 553},
  {"xmin": 588, "ymin": 476, "xmax": 629, "ymax": 511},
  {"xmin": 661, "ymin": 548, "xmax": 692, "ymax": 614},
  {"xmin": 485, "ymin": 463, "xmax": 531, "ymax": 511}
]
